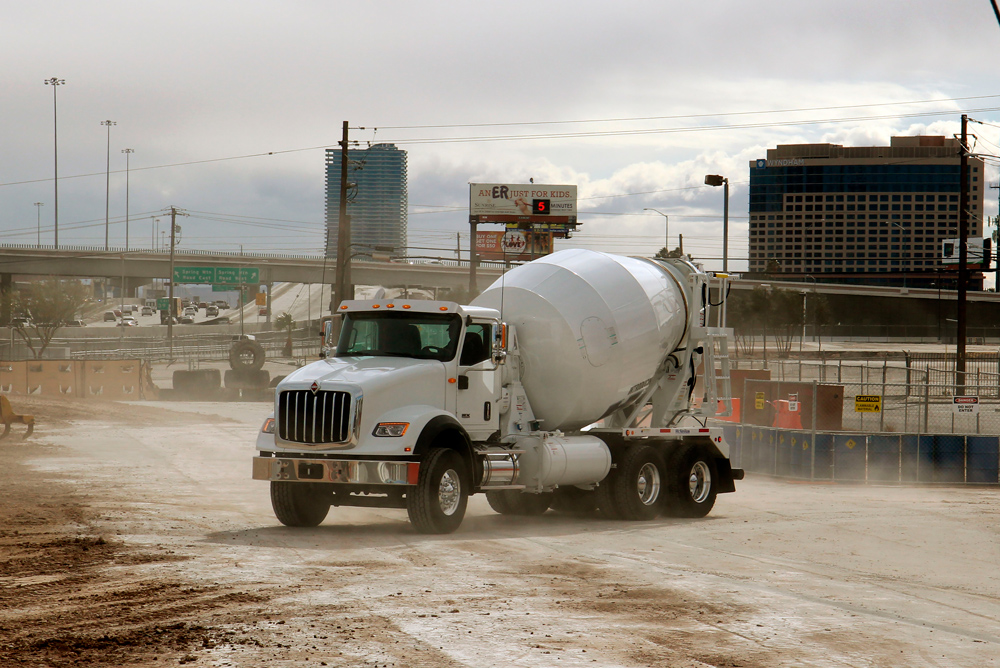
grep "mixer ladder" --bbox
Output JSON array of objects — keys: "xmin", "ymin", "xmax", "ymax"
[{"xmin": 701, "ymin": 328, "xmax": 733, "ymax": 418}]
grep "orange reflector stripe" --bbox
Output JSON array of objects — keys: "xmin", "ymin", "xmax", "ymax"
[{"xmin": 407, "ymin": 462, "xmax": 420, "ymax": 485}]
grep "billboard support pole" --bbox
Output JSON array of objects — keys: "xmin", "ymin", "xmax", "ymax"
[{"xmin": 469, "ymin": 217, "xmax": 478, "ymax": 295}]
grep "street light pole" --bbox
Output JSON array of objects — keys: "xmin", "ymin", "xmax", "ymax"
[
  {"xmin": 122, "ymin": 148, "xmax": 134, "ymax": 251},
  {"xmin": 43, "ymin": 77, "xmax": 64, "ymax": 248},
  {"xmin": 643, "ymin": 208, "xmax": 669, "ymax": 253},
  {"xmin": 705, "ymin": 175, "xmax": 730, "ymax": 271},
  {"xmin": 33, "ymin": 202, "xmax": 43, "ymax": 247},
  {"xmin": 101, "ymin": 120, "xmax": 116, "ymax": 251}
]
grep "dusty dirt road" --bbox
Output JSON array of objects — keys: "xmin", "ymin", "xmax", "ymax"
[{"xmin": 2, "ymin": 395, "xmax": 999, "ymax": 667}]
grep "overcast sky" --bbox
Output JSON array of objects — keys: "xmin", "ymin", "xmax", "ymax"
[{"xmin": 4, "ymin": 0, "xmax": 1000, "ymax": 272}]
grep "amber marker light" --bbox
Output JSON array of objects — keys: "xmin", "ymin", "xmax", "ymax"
[
  {"xmin": 262, "ymin": 418, "xmax": 275, "ymax": 433},
  {"xmin": 448, "ymin": 378, "xmax": 457, "ymax": 383},
  {"xmin": 402, "ymin": 304, "xmax": 411, "ymax": 309}
]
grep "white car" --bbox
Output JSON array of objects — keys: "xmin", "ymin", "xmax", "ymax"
[{"xmin": 117, "ymin": 316, "xmax": 139, "ymax": 327}]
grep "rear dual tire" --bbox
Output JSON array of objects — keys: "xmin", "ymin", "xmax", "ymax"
[{"xmin": 662, "ymin": 441, "xmax": 719, "ymax": 518}]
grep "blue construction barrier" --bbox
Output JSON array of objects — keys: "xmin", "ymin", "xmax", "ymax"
[
  {"xmin": 714, "ymin": 424, "xmax": 1000, "ymax": 484},
  {"xmin": 968, "ymin": 437, "xmax": 1000, "ymax": 483}
]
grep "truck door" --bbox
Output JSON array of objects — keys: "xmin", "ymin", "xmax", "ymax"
[{"xmin": 455, "ymin": 321, "xmax": 500, "ymax": 439}]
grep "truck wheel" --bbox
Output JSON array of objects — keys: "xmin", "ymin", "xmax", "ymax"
[
  {"xmin": 230, "ymin": 340, "xmax": 266, "ymax": 371},
  {"xmin": 551, "ymin": 486, "xmax": 598, "ymax": 514},
  {"xmin": 486, "ymin": 490, "xmax": 515, "ymax": 515},
  {"xmin": 663, "ymin": 442, "xmax": 718, "ymax": 518},
  {"xmin": 488, "ymin": 490, "xmax": 552, "ymax": 516},
  {"xmin": 612, "ymin": 444, "xmax": 665, "ymax": 521},
  {"xmin": 406, "ymin": 448, "xmax": 468, "ymax": 534},
  {"xmin": 270, "ymin": 481, "xmax": 331, "ymax": 527}
]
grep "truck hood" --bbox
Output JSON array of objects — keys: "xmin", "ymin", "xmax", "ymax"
[{"xmin": 280, "ymin": 356, "xmax": 447, "ymax": 398}]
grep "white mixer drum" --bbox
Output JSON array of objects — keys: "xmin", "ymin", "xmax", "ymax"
[{"xmin": 473, "ymin": 249, "xmax": 689, "ymax": 431}]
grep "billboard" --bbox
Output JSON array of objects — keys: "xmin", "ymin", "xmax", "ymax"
[
  {"xmin": 941, "ymin": 238, "xmax": 990, "ymax": 265},
  {"xmin": 470, "ymin": 183, "xmax": 577, "ymax": 226},
  {"xmin": 476, "ymin": 230, "xmax": 552, "ymax": 261}
]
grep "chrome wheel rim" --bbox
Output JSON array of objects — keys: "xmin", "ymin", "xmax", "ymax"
[
  {"xmin": 438, "ymin": 468, "xmax": 462, "ymax": 516},
  {"xmin": 688, "ymin": 461, "xmax": 712, "ymax": 504},
  {"xmin": 636, "ymin": 462, "xmax": 661, "ymax": 506}
]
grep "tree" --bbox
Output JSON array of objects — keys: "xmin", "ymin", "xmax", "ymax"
[
  {"xmin": 12, "ymin": 278, "xmax": 90, "ymax": 359},
  {"xmin": 276, "ymin": 311, "xmax": 294, "ymax": 357}
]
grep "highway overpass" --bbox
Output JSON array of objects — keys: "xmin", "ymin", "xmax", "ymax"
[{"xmin": 0, "ymin": 244, "xmax": 504, "ymax": 292}]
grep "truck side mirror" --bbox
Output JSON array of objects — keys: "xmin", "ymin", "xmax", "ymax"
[{"xmin": 492, "ymin": 324, "xmax": 507, "ymax": 365}]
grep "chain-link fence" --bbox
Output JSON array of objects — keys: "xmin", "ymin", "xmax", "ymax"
[
  {"xmin": 0, "ymin": 327, "xmax": 322, "ymax": 364},
  {"xmin": 715, "ymin": 372, "xmax": 1000, "ymax": 484},
  {"xmin": 736, "ymin": 377, "xmax": 1000, "ymax": 436}
]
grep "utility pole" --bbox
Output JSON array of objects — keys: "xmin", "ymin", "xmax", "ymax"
[
  {"xmin": 122, "ymin": 148, "xmax": 134, "ymax": 251},
  {"xmin": 957, "ymin": 114, "xmax": 969, "ymax": 395},
  {"xmin": 44, "ymin": 77, "xmax": 64, "ymax": 249},
  {"xmin": 101, "ymin": 120, "xmax": 116, "ymax": 251},
  {"xmin": 334, "ymin": 121, "xmax": 352, "ymax": 313},
  {"xmin": 167, "ymin": 206, "xmax": 181, "ymax": 359}
]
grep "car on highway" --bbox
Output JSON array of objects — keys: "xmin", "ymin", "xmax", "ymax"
[
  {"xmin": 183, "ymin": 307, "xmax": 197, "ymax": 317},
  {"xmin": 179, "ymin": 315, "xmax": 195, "ymax": 324},
  {"xmin": 214, "ymin": 301, "xmax": 230, "ymax": 310},
  {"xmin": 206, "ymin": 305, "xmax": 219, "ymax": 317},
  {"xmin": 117, "ymin": 317, "xmax": 138, "ymax": 327},
  {"xmin": 65, "ymin": 320, "xmax": 86, "ymax": 327},
  {"xmin": 141, "ymin": 306, "xmax": 153, "ymax": 316},
  {"xmin": 103, "ymin": 311, "xmax": 117, "ymax": 322}
]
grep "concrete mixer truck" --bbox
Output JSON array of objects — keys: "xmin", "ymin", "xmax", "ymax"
[{"xmin": 251, "ymin": 249, "xmax": 741, "ymax": 533}]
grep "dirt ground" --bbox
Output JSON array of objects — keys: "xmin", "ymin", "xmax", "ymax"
[{"xmin": 2, "ymin": 395, "xmax": 999, "ymax": 667}]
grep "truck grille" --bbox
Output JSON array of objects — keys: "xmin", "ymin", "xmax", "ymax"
[{"xmin": 278, "ymin": 390, "xmax": 351, "ymax": 444}]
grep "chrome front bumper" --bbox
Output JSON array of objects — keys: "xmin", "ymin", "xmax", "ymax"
[{"xmin": 253, "ymin": 456, "xmax": 418, "ymax": 485}]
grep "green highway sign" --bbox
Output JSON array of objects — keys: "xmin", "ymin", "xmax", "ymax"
[
  {"xmin": 215, "ymin": 267, "xmax": 259, "ymax": 284},
  {"xmin": 156, "ymin": 298, "xmax": 169, "ymax": 311},
  {"xmin": 174, "ymin": 266, "xmax": 259, "ymax": 284}
]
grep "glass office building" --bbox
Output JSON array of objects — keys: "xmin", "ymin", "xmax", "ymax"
[
  {"xmin": 325, "ymin": 143, "xmax": 408, "ymax": 258},
  {"xmin": 748, "ymin": 137, "xmax": 984, "ymax": 288}
]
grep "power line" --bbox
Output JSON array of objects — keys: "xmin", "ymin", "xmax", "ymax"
[{"xmin": 5, "ymin": 97, "xmax": 1000, "ymax": 188}]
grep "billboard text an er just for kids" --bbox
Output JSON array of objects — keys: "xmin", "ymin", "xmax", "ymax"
[{"xmin": 469, "ymin": 184, "xmax": 578, "ymax": 225}]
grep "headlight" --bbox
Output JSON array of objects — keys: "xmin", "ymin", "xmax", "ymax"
[
  {"xmin": 373, "ymin": 422, "xmax": 408, "ymax": 437},
  {"xmin": 261, "ymin": 418, "xmax": 275, "ymax": 434}
]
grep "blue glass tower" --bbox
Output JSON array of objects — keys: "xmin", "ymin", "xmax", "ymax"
[{"xmin": 325, "ymin": 143, "xmax": 408, "ymax": 258}]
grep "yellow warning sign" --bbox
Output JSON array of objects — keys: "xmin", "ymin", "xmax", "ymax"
[
  {"xmin": 854, "ymin": 395, "xmax": 882, "ymax": 413},
  {"xmin": 755, "ymin": 392, "xmax": 765, "ymax": 410},
  {"xmin": 846, "ymin": 438, "xmax": 857, "ymax": 450},
  {"xmin": 802, "ymin": 440, "xmax": 810, "ymax": 450}
]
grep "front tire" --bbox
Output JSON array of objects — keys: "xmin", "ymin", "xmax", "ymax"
[
  {"xmin": 407, "ymin": 448, "xmax": 468, "ymax": 534},
  {"xmin": 271, "ymin": 481, "xmax": 331, "ymax": 527},
  {"xmin": 663, "ymin": 442, "xmax": 718, "ymax": 518}
]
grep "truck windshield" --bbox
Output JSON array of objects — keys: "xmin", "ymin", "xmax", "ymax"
[{"xmin": 336, "ymin": 312, "xmax": 463, "ymax": 362}]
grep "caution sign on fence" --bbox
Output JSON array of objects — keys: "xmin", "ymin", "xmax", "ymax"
[
  {"xmin": 755, "ymin": 392, "xmax": 765, "ymax": 410},
  {"xmin": 854, "ymin": 395, "xmax": 882, "ymax": 413},
  {"xmin": 952, "ymin": 396, "xmax": 980, "ymax": 415}
]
